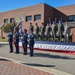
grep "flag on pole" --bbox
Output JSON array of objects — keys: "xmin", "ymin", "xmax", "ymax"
[{"xmin": 19, "ymin": 21, "xmax": 22, "ymax": 35}]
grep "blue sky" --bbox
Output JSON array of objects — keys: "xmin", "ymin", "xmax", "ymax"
[{"xmin": 0, "ymin": 0, "xmax": 75, "ymax": 12}]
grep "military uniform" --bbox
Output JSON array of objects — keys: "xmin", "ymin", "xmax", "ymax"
[
  {"xmin": 13, "ymin": 30, "xmax": 20, "ymax": 53},
  {"xmin": 64, "ymin": 24, "xmax": 69, "ymax": 42},
  {"xmin": 51, "ymin": 23, "xmax": 55, "ymax": 41},
  {"xmin": 28, "ymin": 32, "xmax": 35, "ymax": 56},
  {"xmin": 40, "ymin": 24, "xmax": 45, "ymax": 40},
  {"xmin": 45, "ymin": 25, "xmax": 52, "ymax": 41},
  {"xmin": 57, "ymin": 23, "xmax": 61, "ymax": 41},
  {"xmin": 54, "ymin": 24, "xmax": 58, "ymax": 41},
  {"xmin": 60, "ymin": 24, "xmax": 64, "ymax": 41},
  {"xmin": 64, "ymin": 24, "xmax": 72, "ymax": 42},
  {"xmin": 29, "ymin": 23, "xmax": 34, "ymax": 32},
  {"xmin": 7, "ymin": 30, "xmax": 13, "ymax": 53},
  {"xmin": 22, "ymin": 31, "xmax": 28, "ymax": 55},
  {"xmin": 35, "ymin": 25, "xmax": 39, "ymax": 40}
]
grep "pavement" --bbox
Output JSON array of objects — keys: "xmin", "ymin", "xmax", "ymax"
[
  {"xmin": 0, "ymin": 56, "xmax": 53, "ymax": 75},
  {"xmin": 0, "ymin": 42, "xmax": 75, "ymax": 75}
]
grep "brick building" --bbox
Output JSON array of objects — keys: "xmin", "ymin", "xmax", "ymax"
[{"xmin": 0, "ymin": 3, "xmax": 75, "ymax": 42}]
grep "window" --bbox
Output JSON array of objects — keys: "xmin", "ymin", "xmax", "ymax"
[
  {"xmin": 69, "ymin": 15, "xmax": 75, "ymax": 21},
  {"xmin": 34, "ymin": 14, "xmax": 41, "ymax": 21},
  {"xmin": 26, "ymin": 16, "xmax": 32, "ymax": 22},
  {"xmin": 10, "ymin": 18, "xmax": 15, "ymax": 23},
  {"xmin": 4, "ymin": 19, "xmax": 8, "ymax": 24}
]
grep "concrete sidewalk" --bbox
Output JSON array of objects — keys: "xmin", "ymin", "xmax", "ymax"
[
  {"xmin": 0, "ymin": 57, "xmax": 53, "ymax": 75},
  {"xmin": 0, "ymin": 42, "xmax": 8, "ymax": 44},
  {"xmin": 0, "ymin": 56, "xmax": 73, "ymax": 75}
]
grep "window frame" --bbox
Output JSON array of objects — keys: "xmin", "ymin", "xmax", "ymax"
[
  {"xmin": 26, "ymin": 16, "xmax": 32, "ymax": 22},
  {"xmin": 69, "ymin": 15, "xmax": 75, "ymax": 21},
  {"xmin": 4, "ymin": 19, "xmax": 8, "ymax": 24},
  {"xmin": 10, "ymin": 18, "xmax": 15, "ymax": 23},
  {"xmin": 34, "ymin": 14, "xmax": 41, "ymax": 21}
]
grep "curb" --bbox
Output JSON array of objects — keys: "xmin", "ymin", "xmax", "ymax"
[{"xmin": 0, "ymin": 42, "xmax": 9, "ymax": 45}]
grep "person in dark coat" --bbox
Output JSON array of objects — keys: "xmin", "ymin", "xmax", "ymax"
[
  {"xmin": 13, "ymin": 28, "xmax": 20, "ymax": 54},
  {"xmin": 22, "ymin": 29, "xmax": 28, "ymax": 55},
  {"xmin": 7, "ymin": 29, "xmax": 13, "ymax": 53},
  {"xmin": 28, "ymin": 30, "xmax": 35, "ymax": 57},
  {"xmin": 54, "ymin": 23, "xmax": 58, "ymax": 41},
  {"xmin": 60, "ymin": 24, "xmax": 64, "ymax": 42}
]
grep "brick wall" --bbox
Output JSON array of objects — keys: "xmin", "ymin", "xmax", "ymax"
[
  {"xmin": 56, "ymin": 4, "xmax": 75, "ymax": 16},
  {"xmin": 0, "ymin": 4, "xmax": 45, "ymax": 37}
]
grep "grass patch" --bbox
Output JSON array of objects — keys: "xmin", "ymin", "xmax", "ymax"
[{"xmin": 0, "ymin": 38, "xmax": 8, "ymax": 42}]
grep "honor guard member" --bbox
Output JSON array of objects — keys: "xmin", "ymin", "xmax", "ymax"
[
  {"xmin": 13, "ymin": 28, "xmax": 20, "ymax": 54},
  {"xmin": 22, "ymin": 29, "xmax": 28, "ymax": 55},
  {"xmin": 35, "ymin": 23, "xmax": 39, "ymax": 40},
  {"xmin": 28, "ymin": 30, "xmax": 35, "ymax": 57},
  {"xmin": 29, "ymin": 23, "xmax": 34, "ymax": 32},
  {"xmin": 40, "ymin": 23, "xmax": 45, "ymax": 40},
  {"xmin": 7, "ymin": 28, "xmax": 13, "ymax": 53},
  {"xmin": 51, "ymin": 21, "xmax": 55, "ymax": 41}
]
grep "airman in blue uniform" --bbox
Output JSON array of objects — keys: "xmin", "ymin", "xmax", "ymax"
[
  {"xmin": 22, "ymin": 29, "xmax": 28, "ymax": 55},
  {"xmin": 7, "ymin": 29, "xmax": 13, "ymax": 53},
  {"xmin": 13, "ymin": 28, "xmax": 20, "ymax": 54},
  {"xmin": 28, "ymin": 30, "xmax": 35, "ymax": 57}
]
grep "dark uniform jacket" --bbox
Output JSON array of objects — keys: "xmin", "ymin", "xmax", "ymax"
[
  {"xmin": 28, "ymin": 33, "xmax": 35, "ymax": 45},
  {"xmin": 14, "ymin": 32, "xmax": 19, "ymax": 42},
  {"xmin": 8, "ymin": 32, "xmax": 13, "ymax": 43},
  {"xmin": 22, "ymin": 33, "xmax": 28, "ymax": 43},
  {"xmin": 54, "ymin": 25, "xmax": 58, "ymax": 33}
]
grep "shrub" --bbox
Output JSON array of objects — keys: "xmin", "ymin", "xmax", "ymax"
[{"xmin": 3, "ymin": 23, "xmax": 14, "ymax": 33}]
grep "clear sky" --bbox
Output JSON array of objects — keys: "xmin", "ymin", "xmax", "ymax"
[{"xmin": 0, "ymin": 0, "xmax": 75, "ymax": 12}]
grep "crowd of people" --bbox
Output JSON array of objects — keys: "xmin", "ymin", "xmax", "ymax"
[
  {"xmin": 7, "ymin": 20, "xmax": 72, "ymax": 56},
  {"xmin": 30, "ymin": 21, "xmax": 72, "ymax": 42}
]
